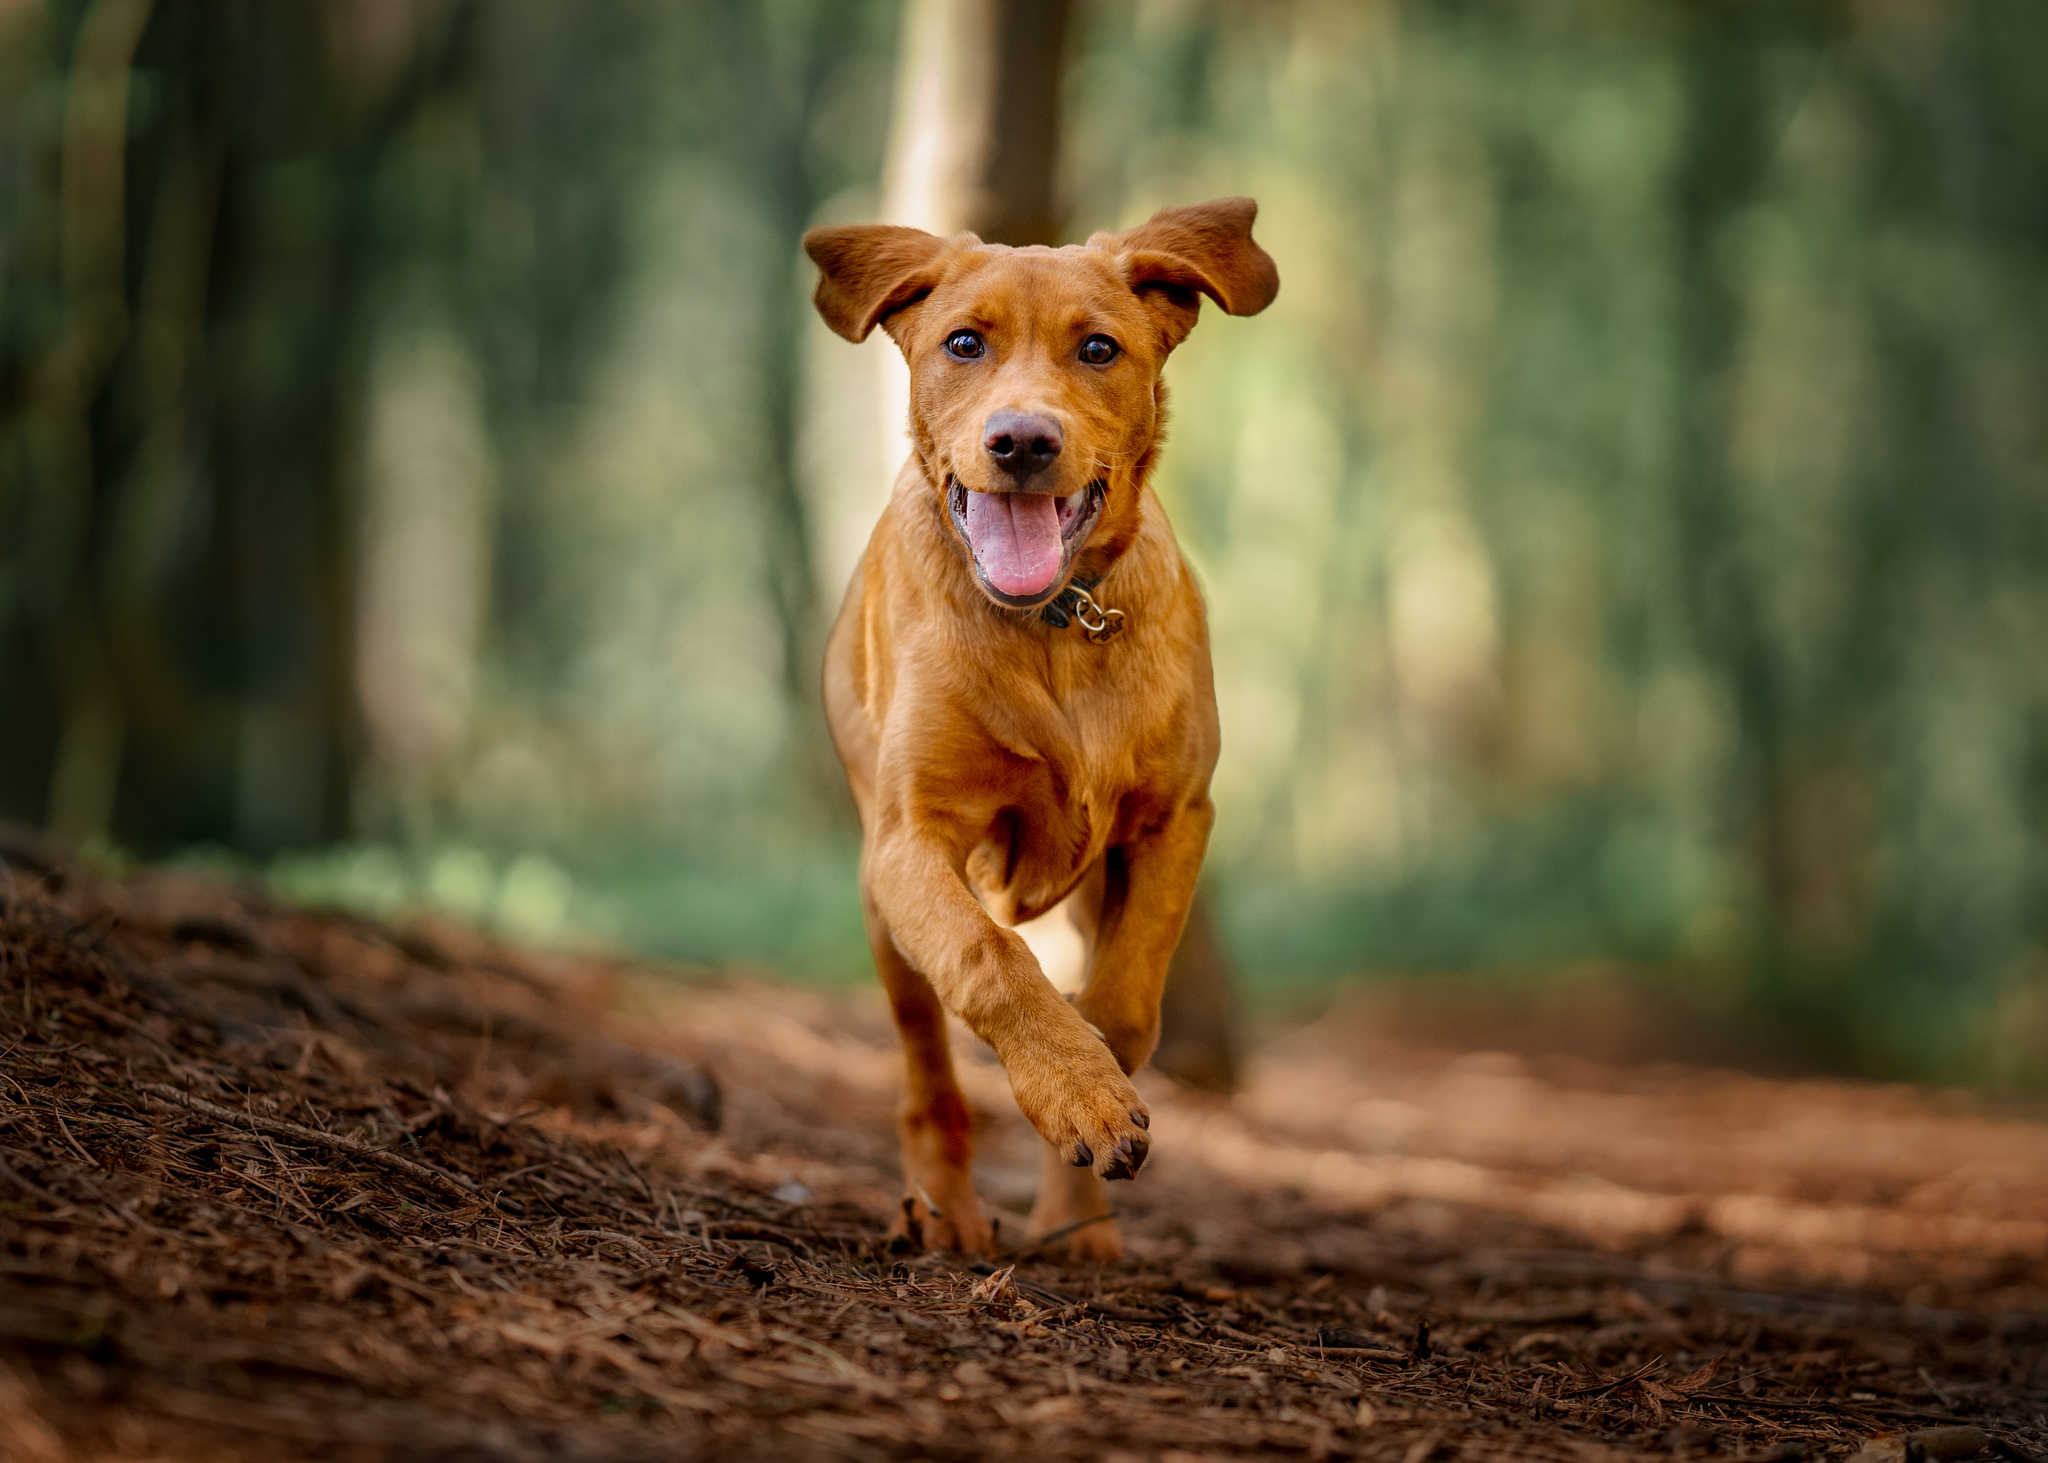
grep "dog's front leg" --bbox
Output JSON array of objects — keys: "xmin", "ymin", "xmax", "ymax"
[
  {"xmin": 1030, "ymin": 799, "xmax": 1214, "ymax": 1260},
  {"xmin": 865, "ymin": 832, "xmax": 1152, "ymax": 1187}
]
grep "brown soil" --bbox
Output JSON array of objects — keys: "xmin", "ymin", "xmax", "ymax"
[{"xmin": 1, "ymin": 832, "xmax": 2044, "ymax": 1462}]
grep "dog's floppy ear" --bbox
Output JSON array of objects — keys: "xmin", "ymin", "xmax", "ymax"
[
  {"xmin": 804, "ymin": 224, "xmax": 954, "ymax": 343},
  {"xmin": 1093, "ymin": 197, "xmax": 1280, "ymax": 348}
]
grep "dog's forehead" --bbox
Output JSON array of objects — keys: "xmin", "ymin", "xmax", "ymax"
[{"xmin": 933, "ymin": 244, "xmax": 1133, "ymax": 326}]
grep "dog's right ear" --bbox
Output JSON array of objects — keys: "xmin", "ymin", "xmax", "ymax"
[{"xmin": 804, "ymin": 224, "xmax": 954, "ymax": 343}]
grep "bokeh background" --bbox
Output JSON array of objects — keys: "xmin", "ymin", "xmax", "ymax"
[{"xmin": 4, "ymin": 0, "xmax": 2045, "ymax": 1086}]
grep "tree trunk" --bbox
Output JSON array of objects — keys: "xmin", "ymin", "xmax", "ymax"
[{"xmin": 1669, "ymin": 3, "xmax": 1837, "ymax": 1025}]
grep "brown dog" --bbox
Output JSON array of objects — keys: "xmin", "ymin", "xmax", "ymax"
[{"xmin": 803, "ymin": 199, "xmax": 1278, "ymax": 1259}]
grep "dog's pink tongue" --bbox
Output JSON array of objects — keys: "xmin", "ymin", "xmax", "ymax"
[{"xmin": 963, "ymin": 490, "xmax": 1062, "ymax": 598}]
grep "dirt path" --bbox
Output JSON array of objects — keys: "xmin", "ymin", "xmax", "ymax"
[{"xmin": 1, "ymin": 839, "xmax": 2043, "ymax": 1461}]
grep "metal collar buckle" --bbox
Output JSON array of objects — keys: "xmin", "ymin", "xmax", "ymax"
[
  {"xmin": 1068, "ymin": 583, "xmax": 1126, "ymax": 643},
  {"xmin": 1040, "ymin": 575, "xmax": 1125, "ymax": 644}
]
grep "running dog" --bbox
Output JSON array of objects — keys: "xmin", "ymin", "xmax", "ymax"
[{"xmin": 803, "ymin": 198, "xmax": 1278, "ymax": 1259}]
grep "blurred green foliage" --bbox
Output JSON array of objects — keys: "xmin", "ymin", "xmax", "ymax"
[{"xmin": 3, "ymin": 1, "xmax": 2046, "ymax": 1083}]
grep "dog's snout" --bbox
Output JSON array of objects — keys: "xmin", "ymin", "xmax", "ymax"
[{"xmin": 982, "ymin": 410, "xmax": 1063, "ymax": 479}]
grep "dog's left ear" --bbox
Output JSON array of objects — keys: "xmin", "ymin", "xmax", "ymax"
[
  {"xmin": 1093, "ymin": 197, "xmax": 1280, "ymax": 350},
  {"xmin": 804, "ymin": 224, "xmax": 955, "ymax": 343}
]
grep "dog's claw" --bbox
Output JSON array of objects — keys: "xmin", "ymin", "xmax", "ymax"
[
  {"xmin": 1100, "ymin": 1132, "xmax": 1150, "ymax": 1182},
  {"xmin": 1071, "ymin": 1141, "xmax": 1093, "ymax": 1167},
  {"xmin": 1130, "ymin": 1109, "xmax": 1149, "ymax": 1130}
]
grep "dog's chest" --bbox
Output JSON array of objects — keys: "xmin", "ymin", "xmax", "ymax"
[{"xmin": 962, "ymin": 682, "xmax": 1167, "ymax": 917}]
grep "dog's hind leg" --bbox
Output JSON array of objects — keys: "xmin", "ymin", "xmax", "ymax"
[{"xmin": 864, "ymin": 893, "xmax": 995, "ymax": 1254}]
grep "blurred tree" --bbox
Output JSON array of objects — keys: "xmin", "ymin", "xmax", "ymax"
[
  {"xmin": 0, "ymin": 0, "xmax": 469, "ymax": 855},
  {"xmin": 1668, "ymin": 1, "xmax": 1841, "ymax": 1031},
  {"xmin": 747, "ymin": 0, "xmax": 894, "ymax": 828},
  {"xmin": 450, "ymin": 0, "xmax": 898, "ymax": 844},
  {"xmin": 1, "ymin": 0, "xmax": 897, "ymax": 855},
  {"xmin": 1662, "ymin": 0, "xmax": 2048, "ymax": 1067}
]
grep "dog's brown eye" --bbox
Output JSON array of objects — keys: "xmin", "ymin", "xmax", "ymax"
[
  {"xmin": 945, "ymin": 329, "xmax": 984, "ymax": 360},
  {"xmin": 1079, "ymin": 334, "xmax": 1119, "ymax": 366}
]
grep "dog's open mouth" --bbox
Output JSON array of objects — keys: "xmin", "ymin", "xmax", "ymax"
[{"xmin": 947, "ymin": 477, "xmax": 1105, "ymax": 607}]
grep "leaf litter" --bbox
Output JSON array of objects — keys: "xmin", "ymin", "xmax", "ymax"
[{"xmin": 0, "ymin": 828, "xmax": 2044, "ymax": 1461}]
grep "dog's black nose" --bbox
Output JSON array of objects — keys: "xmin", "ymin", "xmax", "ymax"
[{"xmin": 982, "ymin": 410, "xmax": 1063, "ymax": 479}]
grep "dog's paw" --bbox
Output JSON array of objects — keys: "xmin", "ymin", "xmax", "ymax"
[
  {"xmin": 1038, "ymin": 1212, "xmax": 1125, "ymax": 1262},
  {"xmin": 887, "ymin": 1181, "xmax": 995, "ymax": 1255},
  {"xmin": 1006, "ymin": 1034, "xmax": 1151, "ymax": 1182},
  {"xmin": 1029, "ymin": 1144, "xmax": 1125, "ymax": 1260},
  {"xmin": 1065, "ymin": 1218, "xmax": 1125, "ymax": 1261}
]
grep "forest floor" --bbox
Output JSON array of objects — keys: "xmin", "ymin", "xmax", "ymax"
[{"xmin": 1, "ymin": 831, "xmax": 2045, "ymax": 1462}]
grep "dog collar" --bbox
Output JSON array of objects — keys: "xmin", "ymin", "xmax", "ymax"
[{"xmin": 1039, "ymin": 574, "xmax": 1125, "ymax": 644}]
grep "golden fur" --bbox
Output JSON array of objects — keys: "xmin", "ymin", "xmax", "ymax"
[{"xmin": 803, "ymin": 199, "xmax": 1279, "ymax": 1258}]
